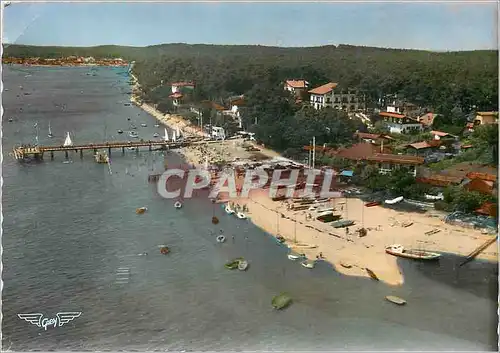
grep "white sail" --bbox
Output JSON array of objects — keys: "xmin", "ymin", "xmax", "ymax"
[
  {"xmin": 63, "ymin": 132, "xmax": 73, "ymax": 147},
  {"xmin": 176, "ymin": 127, "xmax": 181, "ymax": 138},
  {"xmin": 48, "ymin": 122, "xmax": 53, "ymax": 137},
  {"xmin": 163, "ymin": 128, "xmax": 169, "ymax": 141},
  {"xmin": 172, "ymin": 130, "xmax": 177, "ymax": 142}
]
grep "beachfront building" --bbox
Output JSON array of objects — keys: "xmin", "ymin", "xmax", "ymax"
[
  {"xmin": 379, "ymin": 111, "xmax": 423, "ymax": 134},
  {"xmin": 308, "ymin": 82, "xmax": 365, "ymax": 112},
  {"xmin": 365, "ymin": 154, "xmax": 424, "ymax": 177},
  {"xmin": 354, "ymin": 132, "xmax": 393, "ymax": 144}
]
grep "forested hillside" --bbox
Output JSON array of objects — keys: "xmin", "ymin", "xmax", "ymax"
[{"xmin": 4, "ymin": 43, "xmax": 498, "ymax": 113}]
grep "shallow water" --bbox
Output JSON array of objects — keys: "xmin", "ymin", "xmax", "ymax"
[{"xmin": 2, "ymin": 65, "xmax": 497, "ymax": 351}]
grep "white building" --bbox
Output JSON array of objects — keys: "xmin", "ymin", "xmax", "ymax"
[
  {"xmin": 171, "ymin": 81, "xmax": 195, "ymax": 94},
  {"xmin": 284, "ymin": 80, "xmax": 309, "ymax": 96},
  {"xmin": 308, "ymin": 82, "xmax": 365, "ymax": 112},
  {"xmin": 379, "ymin": 111, "xmax": 423, "ymax": 134},
  {"xmin": 211, "ymin": 126, "xmax": 226, "ymax": 140}
]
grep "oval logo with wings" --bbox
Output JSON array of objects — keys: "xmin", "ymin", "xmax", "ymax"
[{"xmin": 18, "ymin": 312, "xmax": 82, "ymax": 330}]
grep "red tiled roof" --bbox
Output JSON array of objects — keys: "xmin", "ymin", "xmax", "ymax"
[
  {"xmin": 230, "ymin": 98, "xmax": 245, "ymax": 106},
  {"xmin": 366, "ymin": 153, "xmax": 425, "ymax": 165},
  {"xmin": 171, "ymin": 82, "xmax": 195, "ymax": 87},
  {"xmin": 465, "ymin": 172, "xmax": 497, "ymax": 182},
  {"xmin": 418, "ymin": 112, "xmax": 436, "ymax": 126},
  {"xmin": 430, "ymin": 130, "xmax": 454, "ymax": 137},
  {"xmin": 169, "ymin": 93, "xmax": 183, "ymax": 98},
  {"xmin": 417, "ymin": 175, "xmax": 463, "ymax": 187},
  {"xmin": 308, "ymin": 82, "xmax": 338, "ymax": 95},
  {"xmin": 379, "ymin": 111, "xmax": 406, "ymax": 119},
  {"xmin": 461, "ymin": 144, "xmax": 473, "ymax": 149},
  {"xmin": 285, "ymin": 80, "xmax": 308, "ymax": 89},
  {"xmin": 407, "ymin": 140, "xmax": 442, "ymax": 150},
  {"xmin": 334, "ymin": 142, "xmax": 392, "ymax": 160}
]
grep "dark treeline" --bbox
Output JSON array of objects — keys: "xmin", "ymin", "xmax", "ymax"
[{"xmin": 5, "ymin": 43, "xmax": 498, "ymax": 113}]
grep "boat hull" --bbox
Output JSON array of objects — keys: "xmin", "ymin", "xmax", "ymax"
[{"xmin": 385, "ymin": 248, "xmax": 440, "ymax": 261}]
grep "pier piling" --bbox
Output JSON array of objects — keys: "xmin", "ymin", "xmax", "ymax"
[
  {"xmin": 80, "ymin": 150, "xmax": 83, "ymax": 158},
  {"xmin": 65, "ymin": 151, "xmax": 69, "ymax": 159},
  {"xmin": 50, "ymin": 151, "xmax": 54, "ymax": 160}
]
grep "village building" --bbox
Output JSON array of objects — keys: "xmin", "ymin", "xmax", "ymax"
[
  {"xmin": 169, "ymin": 81, "xmax": 195, "ymax": 107},
  {"xmin": 473, "ymin": 111, "xmax": 498, "ymax": 126},
  {"xmin": 284, "ymin": 80, "xmax": 309, "ymax": 97},
  {"xmin": 308, "ymin": 82, "xmax": 365, "ymax": 112},
  {"xmin": 417, "ymin": 112, "xmax": 439, "ymax": 128},
  {"xmin": 354, "ymin": 132, "xmax": 394, "ymax": 144},
  {"xmin": 379, "ymin": 111, "xmax": 423, "ymax": 134}
]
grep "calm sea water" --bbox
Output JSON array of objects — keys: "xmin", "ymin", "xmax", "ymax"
[{"xmin": 2, "ymin": 66, "xmax": 497, "ymax": 351}]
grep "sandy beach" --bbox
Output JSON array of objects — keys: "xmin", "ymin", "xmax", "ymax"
[{"xmin": 130, "ymin": 79, "xmax": 497, "ymax": 287}]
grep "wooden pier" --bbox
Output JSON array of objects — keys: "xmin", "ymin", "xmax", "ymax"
[{"xmin": 12, "ymin": 138, "xmax": 204, "ymax": 161}]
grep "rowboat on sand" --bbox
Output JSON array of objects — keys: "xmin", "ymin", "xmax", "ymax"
[{"xmin": 385, "ymin": 244, "xmax": 440, "ymax": 261}]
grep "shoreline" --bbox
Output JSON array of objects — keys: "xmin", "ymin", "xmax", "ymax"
[{"xmin": 128, "ymin": 74, "xmax": 498, "ymax": 287}]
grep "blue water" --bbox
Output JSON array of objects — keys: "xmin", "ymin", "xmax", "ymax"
[{"xmin": 2, "ymin": 65, "xmax": 497, "ymax": 351}]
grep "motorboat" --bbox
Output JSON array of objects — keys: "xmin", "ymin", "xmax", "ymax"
[
  {"xmin": 129, "ymin": 131, "xmax": 139, "ymax": 138},
  {"xmin": 160, "ymin": 246, "xmax": 170, "ymax": 255},
  {"xmin": 216, "ymin": 235, "xmax": 226, "ymax": 243},
  {"xmin": 331, "ymin": 220, "xmax": 355, "ymax": 228},
  {"xmin": 225, "ymin": 204, "xmax": 235, "ymax": 214},
  {"xmin": 276, "ymin": 235, "xmax": 286, "ymax": 244},
  {"xmin": 212, "ymin": 216, "xmax": 219, "ymax": 224},
  {"xmin": 385, "ymin": 295, "xmax": 406, "ymax": 305},
  {"xmin": 238, "ymin": 260, "xmax": 249, "ymax": 271},
  {"xmin": 174, "ymin": 201, "xmax": 183, "ymax": 209},
  {"xmin": 153, "ymin": 133, "xmax": 159, "ymax": 138},
  {"xmin": 300, "ymin": 260, "xmax": 315, "ymax": 269},
  {"xmin": 365, "ymin": 201, "xmax": 380, "ymax": 207},
  {"xmin": 272, "ymin": 293, "xmax": 292, "ymax": 310},
  {"xmin": 141, "ymin": 123, "xmax": 147, "ymax": 127},
  {"xmin": 154, "ymin": 124, "xmax": 160, "ymax": 128},
  {"xmin": 385, "ymin": 244, "xmax": 440, "ymax": 261},
  {"xmin": 287, "ymin": 252, "xmax": 305, "ymax": 261},
  {"xmin": 117, "ymin": 129, "xmax": 124, "ymax": 134},
  {"xmin": 136, "ymin": 207, "xmax": 147, "ymax": 214},
  {"xmin": 127, "ymin": 146, "xmax": 136, "ymax": 151},
  {"xmin": 385, "ymin": 196, "xmax": 404, "ymax": 205},
  {"xmin": 236, "ymin": 212, "xmax": 247, "ymax": 219}
]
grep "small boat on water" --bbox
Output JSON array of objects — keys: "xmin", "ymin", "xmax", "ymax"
[
  {"xmin": 385, "ymin": 295, "xmax": 406, "ymax": 305},
  {"xmin": 174, "ymin": 201, "xmax": 183, "ymax": 209},
  {"xmin": 301, "ymin": 259, "xmax": 315, "ymax": 269},
  {"xmin": 365, "ymin": 201, "xmax": 380, "ymax": 207},
  {"xmin": 117, "ymin": 129, "xmax": 123, "ymax": 134},
  {"xmin": 160, "ymin": 246, "xmax": 170, "ymax": 255},
  {"xmin": 141, "ymin": 123, "xmax": 147, "ymax": 127},
  {"xmin": 225, "ymin": 257, "xmax": 244, "ymax": 270},
  {"xmin": 224, "ymin": 204, "xmax": 235, "ymax": 214},
  {"xmin": 154, "ymin": 124, "xmax": 160, "ymax": 128},
  {"xmin": 385, "ymin": 196, "xmax": 404, "ymax": 205},
  {"xmin": 48, "ymin": 121, "xmax": 53, "ymax": 138},
  {"xmin": 385, "ymin": 244, "xmax": 440, "ymax": 261},
  {"xmin": 332, "ymin": 220, "xmax": 355, "ymax": 228},
  {"xmin": 129, "ymin": 131, "xmax": 139, "ymax": 138},
  {"xmin": 276, "ymin": 235, "xmax": 286, "ymax": 244},
  {"xmin": 136, "ymin": 207, "xmax": 147, "ymax": 214},
  {"xmin": 153, "ymin": 133, "xmax": 159, "ymax": 138},
  {"xmin": 238, "ymin": 260, "xmax": 249, "ymax": 271},
  {"xmin": 127, "ymin": 146, "xmax": 136, "ymax": 151},
  {"xmin": 272, "ymin": 293, "xmax": 292, "ymax": 310},
  {"xmin": 212, "ymin": 216, "xmax": 219, "ymax": 224},
  {"xmin": 8, "ymin": 118, "xmax": 13, "ymax": 122},
  {"xmin": 217, "ymin": 235, "xmax": 226, "ymax": 243},
  {"xmin": 236, "ymin": 212, "xmax": 247, "ymax": 219},
  {"xmin": 287, "ymin": 251, "xmax": 305, "ymax": 261},
  {"xmin": 365, "ymin": 268, "xmax": 379, "ymax": 281},
  {"xmin": 94, "ymin": 151, "xmax": 109, "ymax": 164}
]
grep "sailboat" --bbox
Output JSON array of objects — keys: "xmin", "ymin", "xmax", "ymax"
[
  {"xmin": 48, "ymin": 121, "xmax": 53, "ymax": 138},
  {"xmin": 163, "ymin": 128, "xmax": 169, "ymax": 141},
  {"xmin": 176, "ymin": 127, "xmax": 182, "ymax": 139},
  {"xmin": 63, "ymin": 132, "xmax": 73, "ymax": 147},
  {"xmin": 171, "ymin": 130, "xmax": 177, "ymax": 142}
]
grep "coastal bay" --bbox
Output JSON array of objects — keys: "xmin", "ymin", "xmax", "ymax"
[{"xmin": 2, "ymin": 65, "xmax": 497, "ymax": 351}]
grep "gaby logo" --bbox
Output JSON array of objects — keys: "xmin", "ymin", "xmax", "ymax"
[
  {"xmin": 18, "ymin": 312, "xmax": 82, "ymax": 330},
  {"xmin": 156, "ymin": 167, "xmax": 342, "ymax": 200}
]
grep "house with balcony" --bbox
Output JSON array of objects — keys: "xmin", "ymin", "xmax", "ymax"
[
  {"xmin": 379, "ymin": 111, "xmax": 423, "ymax": 134},
  {"xmin": 284, "ymin": 80, "xmax": 309, "ymax": 97},
  {"xmin": 169, "ymin": 92, "xmax": 184, "ymax": 107},
  {"xmin": 308, "ymin": 82, "xmax": 365, "ymax": 112}
]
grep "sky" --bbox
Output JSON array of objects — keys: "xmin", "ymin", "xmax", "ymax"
[{"xmin": 2, "ymin": 1, "xmax": 498, "ymax": 51}]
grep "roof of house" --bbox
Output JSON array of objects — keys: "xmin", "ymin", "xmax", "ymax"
[
  {"xmin": 171, "ymin": 81, "xmax": 195, "ymax": 86},
  {"xmin": 230, "ymin": 98, "xmax": 245, "ymax": 106},
  {"xmin": 379, "ymin": 111, "xmax": 407, "ymax": 119},
  {"xmin": 464, "ymin": 178, "xmax": 495, "ymax": 195},
  {"xmin": 418, "ymin": 112, "xmax": 437, "ymax": 126},
  {"xmin": 417, "ymin": 175, "xmax": 463, "ymax": 186},
  {"xmin": 407, "ymin": 141, "xmax": 435, "ymax": 150},
  {"xmin": 439, "ymin": 162, "xmax": 498, "ymax": 180},
  {"xmin": 476, "ymin": 111, "xmax": 499, "ymax": 117},
  {"xmin": 430, "ymin": 130, "xmax": 455, "ymax": 137},
  {"xmin": 366, "ymin": 153, "xmax": 425, "ymax": 165},
  {"xmin": 465, "ymin": 172, "xmax": 497, "ymax": 182},
  {"xmin": 285, "ymin": 80, "xmax": 308, "ymax": 89},
  {"xmin": 354, "ymin": 132, "xmax": 394, "ymax": 140},
  {"xmin": 333, "ymin": 142, "xmax": 392, "ymax": 160},
  {"xmin": 308, "ymin": 82, "xmax": 338, "ymax": 95},
  {"xmin": 169, "ymin": 92, "xmax": 183, "ymax": 98},
  {"xmin": 461, "ymin": 144, "xmax": 474, "ymax": 149}
]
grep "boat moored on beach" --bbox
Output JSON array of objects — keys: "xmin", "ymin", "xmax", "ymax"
[
  {"xmin": 287, "ymin": 251, "xmax": 305, "ymax": 261},
  {"xmin": 385, "ymin": 196, "xmax": 404, "ymax": 205},
  {"xmin": 301, "ymin": 259, "xmax": 316, "ymax": 269},
  {"xmin": 385, "ymin": 244, "xmax": 441, "ymax": 261}
]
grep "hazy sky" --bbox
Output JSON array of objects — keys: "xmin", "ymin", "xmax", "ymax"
[{"xmin": 3, "ymin": 1, "xmax": 498, "ymax": 51}]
